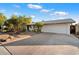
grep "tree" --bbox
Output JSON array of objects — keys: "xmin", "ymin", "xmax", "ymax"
[
  {"xmin": 24, "ymin": 17, "xmax": 32, "ymax": 31},
  {"xmin": 9, "ymin": 15, "xmax": 19, "ymax": 33},
  {"xmin": 0, "ymin": 13, "xmax": 6, "ymax": 29},
  {"xmin": 18, "ymin": 16, "xmax": 32, "ymax": 31},
  {"xmin": 3, "ymin": 15, "xmax": 32, "ymax": 33},
  {"xmin": 4, "ymin": 20, "xmax": 14, "ymax": 32},
  {"xmin": 10, "ymin": 15, "xmax": 18, "ymax": 25},
  {"xmin": 35, "ymin": 22, "xmax": 44, "ymax": 32},
  {"xmin": 4, "ymin": 15, "xmax": 19, "ymax": 33}
]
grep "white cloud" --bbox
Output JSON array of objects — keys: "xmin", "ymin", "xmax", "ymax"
[
  {"xmin": 30, "ymin": 15, "xmax": 35, "ymax": 18},
  {"xmin": 27, "ymin": 4, "xmax": 42, "ymax": 9},
  {"xmin": 13, "ymin": 4, "xmax": 20, "ymax": 8},
  {"xmin": 54, "ymin": 11, "xmax": 68, "ymax": 16},
  {"xmin": 40, "ymin": 9, "xmax": 50, "ymax": 13}
]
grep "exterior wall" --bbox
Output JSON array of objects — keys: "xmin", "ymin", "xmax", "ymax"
[{"xmin": 42, "ymin": 23, "xmax": 70, "ymax": 34}]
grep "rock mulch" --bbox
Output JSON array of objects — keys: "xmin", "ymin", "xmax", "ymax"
[{"xmin": 0, "ymin": 34, "xmax": 32, "ymax": 45}]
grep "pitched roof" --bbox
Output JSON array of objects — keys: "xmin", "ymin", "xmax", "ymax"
[{"xmin": 43, "ymin": 18, "xmax": 75, "ymax": 25}]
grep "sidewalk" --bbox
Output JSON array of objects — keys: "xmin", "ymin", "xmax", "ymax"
[{"xmin": 0, "ymin": 46, "xmax": 10, "ymax": 55}]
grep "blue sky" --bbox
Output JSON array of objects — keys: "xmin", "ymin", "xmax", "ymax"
[{"xmin": 0, "ymin": 3, "xmax": 79, "ymax": 22}]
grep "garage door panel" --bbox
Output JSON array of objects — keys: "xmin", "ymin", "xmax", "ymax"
[{"xmin": 42, "ymin": 24, "xmax": 70, "ymax": 34}]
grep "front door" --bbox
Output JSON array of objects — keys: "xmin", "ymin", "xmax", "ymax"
[{"xmin": 70, "ymin": 25, "xmax": 75, "ymax": 34}]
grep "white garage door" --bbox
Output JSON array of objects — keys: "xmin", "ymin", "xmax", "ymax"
[{"xmin": 42, "ymin": 23, "xmax": 70, "ymax": 34}]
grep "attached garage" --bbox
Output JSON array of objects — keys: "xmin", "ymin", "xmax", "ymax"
[{"xmin": 42, "ymin": 19, "xmax": 75, "ymax": 35}]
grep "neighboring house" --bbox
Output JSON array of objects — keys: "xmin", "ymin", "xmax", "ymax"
[{"xmin": 42, "ymin": 19, "xmax": 75, "ymax": 35}]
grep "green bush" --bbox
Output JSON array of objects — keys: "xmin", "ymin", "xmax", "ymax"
[{"xmin": 35, "ymin": 22, "xmax": 44, "ymax": 32}]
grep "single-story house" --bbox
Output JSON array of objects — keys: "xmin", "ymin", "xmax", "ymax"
[{"xmin": 41, "ymin": 19, "xmax": 75, "ymax": 35}]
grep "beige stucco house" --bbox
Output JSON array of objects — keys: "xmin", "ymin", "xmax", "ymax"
[{"xmin": 42, "ymin": 19, "xmax": 75, "ymax": 35}]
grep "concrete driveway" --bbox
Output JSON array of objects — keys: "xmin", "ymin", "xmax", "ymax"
[{"xmin": 2, "ymin": 33, "xmax": 79, "ymax": 55}]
